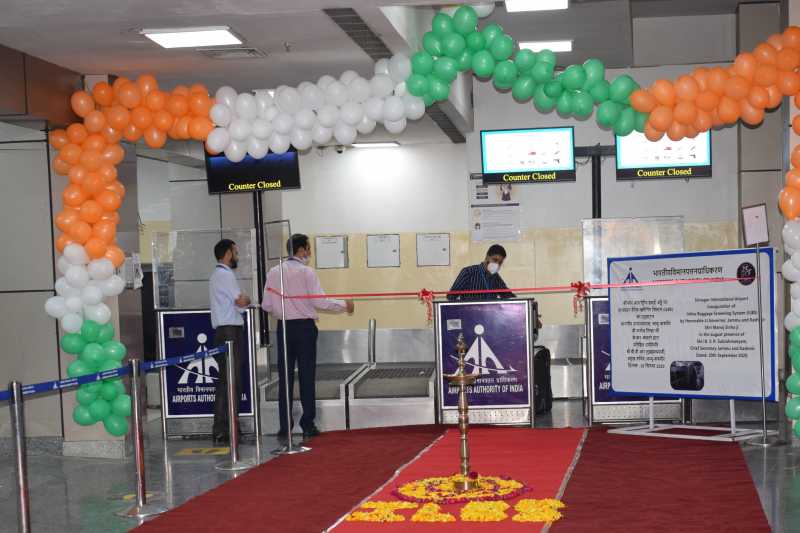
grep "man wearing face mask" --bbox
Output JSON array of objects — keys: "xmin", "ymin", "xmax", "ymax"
[
  {"xmin": 209, "ymin": 239, "xmax": 251, "ymax": 444},
  {"xmin": 262, "ymin": 234, "xmax": 354, "ymax": 443},
  {"xmin": 447, "ymin": 244, "xmax": 516, "ymax": 301}
]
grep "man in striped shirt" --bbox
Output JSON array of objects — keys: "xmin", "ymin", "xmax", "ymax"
[{"xmin": 447, "ymin": 244, "xmax": 515, "ymax": 301}]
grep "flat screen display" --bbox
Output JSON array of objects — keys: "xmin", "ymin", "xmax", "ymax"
[
  {"xmin": 205, "ymin": 148, "xmax": 301, "ymax": 194},
  {"xmin": 616, "ymin": 130, "xmax": 711, "ymax": 180},
  {"xmin": 480, "ymin": 127, "xmax": 576, "ymax": 184}
]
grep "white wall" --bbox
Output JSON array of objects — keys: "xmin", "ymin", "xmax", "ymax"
[{"xmin": 633, "ymin": 15, "xmax": 736, "ymax": 67}]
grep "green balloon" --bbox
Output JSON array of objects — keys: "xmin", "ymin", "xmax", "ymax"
[
  {"xmin": 456, "ymin": 50, "xmax": 473, "ymax": 72},
  {"xmin": 514, "ymin": 50, "xmax": 537, "ymax": 73},
  {"xmin": 73, "ymin": 405, "xmax": 96, "ymax": 426},
  {"xmin": 562, "ymin": 65, "xmax": 587, "ymax": 91},
  {"xmin": 589, "ymin": 80, "xmax": 611, "ymax": 104},
  {"xmin": 433, "ymin": 57, "xmax": 458, "ymax": 83},
  {"xmin": 411, "ymin": 52, "xmax": 435, "ymax": 75},
  {"xmin": 442, "ymin": 33, "xmax": 466, "ymax": 59},
  {"xmin": 490, "ymin": 34, "xmax": 515, "ymax": 62},
  {"xmin": 452, "ymin": 5, "xmax": 479, "ymax": 36},
  {"xmin": 428, "ymin": 77, "xmax": 450, "ymax": 102},
  {"xmin": 609, "ymin": 75, "xmax": 638, "ymax": 105},
  {"xmin": 597, "ymin": 101, "xmax": 622, "ymax": 128},
  {"xmin": 103, "ymin": 413, "xmax": 129, "ymax": 437},
  {"xmin": 493, "ymin": 60, "xmax": 518, "ymax": 89},
  {"xmin": 100, "ymin": 381, "xmax": 122, "ymax": 401},
  {"xmin": 89, "ymin": 398, "xmax": 111, "ymax": 420},
  {"xmin": 102, "ymin": 340, "xmax": 126, "ymax": 362},
  {"xmin": 788, "ymin": 398, "xmax": 800, "ymax": 419},
  {"xmin": 96, "ymin": 323, "xmax": 115, "ymax": 344},
  {"xmin": 99, "ymin": 359, "xmax": 122, "ymax": 373},
  {"xmin": 537, "ymin": 49, "xmax": 557, "ymax": 66},
  {"xmin": 787, "ymin": 373, "xmax": 800, "ymax": 395},
  {"xmin": 480, "ymin": 23, "xmax": 504, "ymax": 47},
  {"xmin": 544, "ymin": 80, "xmax": 563, "ymax": 98},
  {"xmin": 791, "ymin": 327, "xmax": 800, "ymax": 346},
  {"xmin": 556, "ymin": 91, "xmax": 574, "ymax": 116},
  {"xmin": 572, "ymin": 90, "xmax": 594, "ymax": 119},
  {"xmin": 423, "ymin": 32, "xmax": 443, "ymax": 57},
  {"xmin": 60, "ymin": 333, "xmax": 86, "ymax": 355},
  {"xmin": 80, "ymin": 343, "xmax": 106, "ymax": 367},
  {"xmin": 791, "ymin": 344, "xmax": 800, "ymax": 359},
  {"xmin": 407, "ymin": 74, "xmax": 430, "ymax": 97},
  {"xmin": 81, "ymin": 320, "xmax": 101, "ymax": 343},
  {"xmin": 471, "ymin": 50, "xmax": 496, "ymax": 78},
  {"xmin": 511, "ymin": 76, "xmax": 536, "ymax": 102},
  {"xmin": 431, "ymin": 13, "xmax": 454, "ymax": 37},
  {"xmin": 531, "ymin": 61, "xmax": 554, "ymax": 84},
  {"xmin": 634, "ymin": 111, "xmax": 648, "ymax": 133},
  {"xmin": 423, "ymin": 93, "xmax": 435, "ymax": 107},
  {"xmin": 465, "ymin": 32, "xmax": 486, "ymax": 52},
  {"xmin": 794, "ymin": 421, "xmax": 800, "ymax": 439},
  {"xmin": 582, "ymin": 58, "xmax": 606, "ymax": 89},
  {"xmin": 533, "ymin": 85, "xmax": 556, "ymax": 112},
  {"xmin": 76, "ymin": 386, "xmax": 97, "ymax": 406},
  {"xmin": 614, "ymin": 107, "xmax": 636, "ymax": 136},
  {"xmin": 67, "ymin": 359, "xmax": 96, "ymax": 378},
  {"xmin": 84, "ymin": 381, "xmax": 102, "ymax": 394},
  {"xmin": 112, "ymin": 394, "xmax": 132, "ymax": 417}
]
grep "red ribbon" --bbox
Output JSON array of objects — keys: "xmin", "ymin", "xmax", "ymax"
[
  {"xmin": 418, "ymin": 288, "xmax": 434, "ymax": 323},
  {"xmin": 570, "ymin": 281, "xmax": 592, "ymax": 316}
]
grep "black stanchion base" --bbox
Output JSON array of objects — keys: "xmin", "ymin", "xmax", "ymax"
[
  {"xmin": 215, "ymin": 459, "xmax": 254, "ymax": 471},
  {"xmin": 116, "ymin": 501, "xmax": 169, "ymax": 519},
  {"xmin": 271, "ymin": 443, "xmax": 311, "ymax": 455}
]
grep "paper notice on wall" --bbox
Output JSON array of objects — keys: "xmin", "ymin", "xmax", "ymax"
[{"xmin": 469, "ymin": 174, "xmax": 520, "ymax": 242}]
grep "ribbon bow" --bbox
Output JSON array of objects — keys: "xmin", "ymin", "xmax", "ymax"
[
  {"xmin": 418, "ymin": 288, "xmax": 435, "ymax": 323},
  {"xmin": 570, "ymin": 281, "xmax": 592, "ymax": 316}
]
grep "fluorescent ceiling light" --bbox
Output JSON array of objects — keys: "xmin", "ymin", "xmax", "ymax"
[
  {"xmin": 519, "ymin": 40, "xmax": 572, "ymax": 53},
  {"xmin": 141, "ymin": 26, "xmax": 242, "ymax": 49},
  {"xmin": 506, "ymin": 0, "xmax": 568, "ymax": 12},
  {"xmin": 351, "ymin": 142, "xmax": 400, "ymax": 148}
]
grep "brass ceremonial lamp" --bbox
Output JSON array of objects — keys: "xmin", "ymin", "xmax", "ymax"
[{"xmin": 444, "ymin": 333, "xmax": 478, "ymax": 492}]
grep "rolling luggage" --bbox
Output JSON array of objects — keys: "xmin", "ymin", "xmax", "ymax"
[{"xmin": 533, "ymin": 346, "xmax": 553, "ymax": 414}]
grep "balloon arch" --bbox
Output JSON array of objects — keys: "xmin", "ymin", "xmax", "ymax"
[{"xmin": 43, "ymin": 4, "xmax": 800, "ymax": 435}]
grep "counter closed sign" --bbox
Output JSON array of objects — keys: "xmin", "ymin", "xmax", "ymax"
[{"xmin": 205, "ymin": 150, "xmax": 301, "ymax": 194}]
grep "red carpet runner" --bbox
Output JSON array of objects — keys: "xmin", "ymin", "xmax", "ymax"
[
  {"xmin": 549, "ymin": 428, "xmax": 771, "ymax": 533},
  {"xmin": 134, "ymin": 426, "xmax": 445, "ymax": 533},
  {"xmin": 332, "ymin": 427, "xmax": 586, "ymax": 532}
]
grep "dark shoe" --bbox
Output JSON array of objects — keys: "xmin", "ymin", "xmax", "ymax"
[
  {"xmin": 302, "ymin": 426, "xmax": 321, "ymax": 441},
  {"xmin": 276, "ymin": 431, "xmax": 289, "ymax": 445}
]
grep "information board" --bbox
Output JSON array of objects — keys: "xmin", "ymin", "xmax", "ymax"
[
  {"xmin": 480, "ymin": 127, "xmax": 576, "ymax": 183},
  {"xmin": 616, "ymin": 130, "xmax": 711, "ymax": 180}
]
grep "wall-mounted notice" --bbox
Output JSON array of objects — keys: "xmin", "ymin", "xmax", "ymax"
[
  {"xmin": 367, "ymin": 234, "xmax": 401, "ymax": 268},
  {"xmin": 469, "ymin": 174, "xmax": 520, "ymax": 243},
  {"xmin": 608, "ymin": 248, "xmax": 776, "ymax": 400},
  {"xmin": 315, "ymin": 235, "xmax": 348, "ymax": 269},
  {"xmin": 417, "ymin": 233, "xmax": 450, "ymax": 266}
]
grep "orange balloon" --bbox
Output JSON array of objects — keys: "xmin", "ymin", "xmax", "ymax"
[
  {"xmin": 695, "ymin": 91, "xmax": 719, "ymax": 112},
  {"xmin": 92, "ymin": 220, "xmax": 117, "ymax": 243},
  {"xmin": 131, "ymin": 107, "xmax": 153, "ymax": 130},
  {"xmin": 145, "ymin": 90, "xmax": 167, "ymax": 112},
  {"xmin": 144, "ymin": 126, "xmax": 167, "ymax": 148},
  {"xmin": 70, "ymin": 91, "xmax": 95, "ymax": 118},
  {"xmin": 754, "ymin": 64, "xmax": 778, "ymax": 86},
  {"xmin": 101, "ymin": 124, "xmax": 123, "ymax": 145},
  {"xmin": 53, "ymin": 156, "xmax": 71, "ymax": 176},
  {"xmin": 651, "ymin": 80, "xmax": 676, "ymax": 107},
  {"xmin": 666, "ymin": 121, "xmax": 686, "ymax": 142},
  {"xmin": 68, "ymin": 165, "xmax": 88, "ymax": 185},
  {"xmin": 644, "ymin": 122, "xmax": 665, "ymax": 142},
  {"xmin": 766, "ymin": 85, "xmax": 784, "ymax": 109},
  {"xmin": 780, "ymin": 186, "xmax": 800, "ymax": 219},
  {"xmin": 189, "ymin": 117, "xmax": 213, "ymax": 140},
  {"xmin": 692, "ymin": 67, "xmax": 709, "ymax": 91},
  {"xmin": 112, "ymin": 77, "xmax": 132, "ymax": 98},
  {"xmin": 795, "ymin": 92, "xmax": 800, "ymax": 109},
  {"xmin": 693, "ymin": 109, "xmax": 712, "ymax": 132},
  {"xmin": 102, "ymin": 144, "xmax": 125, "ymax": 166},
  {"xmin": 105, "ymin": 180, "xmax": 126, "ymax": 200},
  {"xmin": 754, "ymin": 43, "xmax": 778, "ymax": 65},
  {"xmin": 82, "ymin": 133, "xmax": 106, "ymax": 152},
  {"xmin": 648, "ymin": 105, "xmax": 673, "ymax": 131},
  {"xmin": 675, "ymin": 75, "xmax": 699, "ymax": 102},
  {"xmin": 98, "ymin": 164, "xmax": 117, "ymax": 183},
  {"xmin": 748, "ymin": 86, "xmax": 769, "ymax": 109},
  {"xmin": 740, "ymin": 100, "xmax": 764, "ymax": 126},
  {"xmin": 629, "ymin": 89, "xmax": 656, "ymax": 113},
  {"xmin": 189, "ymin": 83, "xmax": 208, "ymax": 95},
  {"xmin": 794, "ymin": 115, "xmax": 800, "ymax": 135},
  {"xmin": 68, "ymin": 220, "xmax": 92, "ymax": 244},
  {"xmin": 777, "ymin": 48, "xmax": 800, "ymax": 71},
  {"xmin": 92, "ymin": 82, "xmax": 114, "ymax": 107},
  {"xmin": 84, "ymin": 238, "xmax": 108, "ymax": 260},
  {"xmin": 60, "ymin": 143, "xmax": 82, "ymax": 165},
  {"xmin": 105, "ymin": 105, "xmax": 130, "ymax": 130},
  {"xmin": 724, "ymin": 75, "xmax": 750, "ymax": 100},
  {"xmin": 55, "ymin": 234, "xmax": 75, "ymax": 254},
  {"xmin": 83, "ymin": 110, "xmax": 106, "ymax": 133},
  {"xmin": 153, "ymin": 109, "xmax": 174, "ymax": 131},
  {"xmin": 79, "ymin": 149, "xmax": 103, "ymax": 171},
  {"xmin": 100, "ymin": 211, "xmax": 120, "ymax": 225},
  {"xmin": 166, "ymin": 94, "xmax": 189, "ymax": 117},
  {"xmin": 172, "ymin": 85, "xmax": 190, "ymax": 97},
  {"xmin": 779, "ymin": 71, "xmax": 800, "ymax": 95},
  {"xmin": 684, "ymin": 125, "xmax": 698, "ymax": 139},
  {"xmin": 78, "ymin": 199, "xmax": 103, "ymax": 224},
  {"xmin": 137, "ymin": 74, "xmax": 159, "ymax": 97},
  {"xmin": 81, "ymin": 173, "xmax": 105, "ymax": 197},
  {"xmin": 188, "ymin": 93, "xmax": 212, "ymax": 116},
  {"xmin": 104, "ymin": 245, "xmax": 125, "ymax": 268},
  {"xmin": 733, "ymin": 52, "xmax": 757, "ymax": 81},
  {"xmin": 717, "ymin": 96, "xmax": 741, "ymax": 123},
  {"xmin": 175, "ymin": 116, "xmax": 191, "ymax": 139},
  {"xmin": 768, "ymin": 33, "xmax": 785, "ymax": 51},
  {"xmin": 673, "ymin": 101, "xmax": 697, "ymax": 125},
  {"xmin": 55, "ymin": 208, "xmax": 79, "ymax": 233},
  {"xmin": 122, "ymin": 123, "xmax": 142, "ymax": 142},
  {"xmin": 792, "ymin": 145, "xmax": 800, "ymax": 168},
  {"xmin": 96, "ymin": 190, "xmax": 122, "ymax": 211},
  {"xmin": 168, "ymin": 120, "xmax": 182, "ymax": 140},
  {"xmin": 66, "ymin": 123, "xmax": 88, "ymax": 144},
  {"xmin": 787, "ymin": 169, "xmax": 800, "ymax": 189},
  {"xmin": 49, "ymin": 129, "xmax": 69, "ymax": 150},
  {"xmin": 784, "ymin": 26, "xmax": 800, "ymax": 50},
  {"xmin": 706, "ymin": 67, "xmax": 729, "ymax": 95},
  {"xmin": 117, "ymin": 83, "xmax": 142, "ymax": 109}
]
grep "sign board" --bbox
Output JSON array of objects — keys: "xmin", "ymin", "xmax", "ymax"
[
  {"xmin": 205, "ymin": 150, "xmax": 301, "ymax": 194},
  {"xmin": 615, "ymin": 130, "xmax": 712, "ymax": 180},
  {"xmin": 480, "ymin": 127, "xmax": 576, "ymax": 183},
  {"xmin": 367, "ymin": 234, "xmax": 400, "ymax": 268},
  {"xmin": 315, "ymin": 235, "xmax": 348, "ymax": 269},
  {"xmin": 416, "ymin": 233, "xmax": 450, "ymax": 266}
]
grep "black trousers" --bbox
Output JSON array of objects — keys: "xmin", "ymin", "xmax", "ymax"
[
  {"xmin": 276, "ymin": 319, "xmax": 318, "ymax": 434},
  {"xmin": 212, "ymin": 325, "xmax": 243, "ymax": 437}
]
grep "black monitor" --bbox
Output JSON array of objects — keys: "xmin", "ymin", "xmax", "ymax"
[{"xmin": 205, "ymin": 148, "xmax": 301, "ymax": 194}]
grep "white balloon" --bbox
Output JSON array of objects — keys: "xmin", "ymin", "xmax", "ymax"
[
  {"xmin": 273, "ymin": 113, "xmax": 294, "ymax": 135},
  {"xmin": 206, "ymin": 127, "xmax": 231, "ymax": 153},
  {"xmin": 251, "ymin": 118, "xmax": 272, "ymax": 140},
  {"xmin": 784, "ymin": 259, "xmax": 800, "ymax": 282},
  {"xmin": 276, "ymin": 87, "xmax": 302, "ymax": 114},
  {"xmin": 348, "ymin": 77, "xmax": 372, "ymax": 103},
  {"xmin": 65, "ymin": 295, "xmax": 83, "ymax": 313},
  {"xmin": 294, "ymin": 108, "xmax": 317, "ymax": 130},
  {"xmin": 228, "ymin": 118, "xmax": 252, "ymax": 141},
  {"xmin": 297, "ymin": 81, "xmax": 315, "ymax": 92},
  {"xmin": 382, "ymin": 96, "xmax": 405, "ymax": 122},
  {"xmin": 793, "ymin": 298, "xmax": 800, "ymax": 316},
  {"xmin": 388, "ymin": 53, "xmax": 412, "ymax": 83},
  {"xmin": 325, "ymin": 81, "xmax": 349, "ymax": 107},
  {"xmin": 317, "ymin": 105, "xmax": 340, "ymax": 128},
  {"xmin": 340, "ymin": 102, "xmax": 364, "ymax": 126},
  {"xmin": 356, "ymin": 116, "xmax": 377, "ymax": 135},
  {"xmin": 224, "ymin": 140, "xmax": 247, "ymax": 163},
  {"xmin": 318, "ymin": 75, "xmax": 336, "ymax": 90},
  {"xmin": 403, "ymin": 94, "xmax": 426, "ymax": 120},
  {"xmin": 787, "ymin": 245, "xmax": 798, "ymax": 257},
  {"xmin": 64, "ymin": 244, "xmax": 89, "ymax": 266},
  {"xmin": 374, "ymin": 58, "xmax": 390, "ymax": 76},
  {"xmin": 301, "ymin": 84, "xmax": 326, "ymax": 110},
  {"xmin": 81, "ymin": 284, "xmax": 104, "ymax": 306},
  {"xmin": 215, "ymin": 86, "xmax": 238, "ymax": 109},
  {"xmin": 254, "ymin": 90, "xmax": 274, "ymax": 114},
  {"xmin": 370, "ymin": 74, "xmax": 395, "ymax": 98},
  {"xmin": 57, "ymin": 256, "xmax": 72, "ymax": 276},
  {"xmin": 235, "ymin": 93, "xmax": 257, "ymax": 119},
  {"xmin": 45, "ymin": 296, "xmax": 68, "ymax": 319},
  {"xmin": 787, "ymin": 311, "xmax": 800, "ymax": 332},
  {"xmin": 209, "ymin": 103, "xmax": 233, "ymax": 127},
  {"xmin": 784, "ymin": 220, "xmax": 800, "ymax": 250},
  {"xmin": 441, "ymin": 6, "xmax": 457, "ymax": 16},
  {"xmin": 793, "ymin": 282, "xmax": 800, "ymax": 300},
  {"xmin": 793, "ymin": 252, "xmax": 800, "ymax": 271},
  {"xmin": 100, "ymin": 275, "xmax": 125, "ymax": 297},
  {"xmin": 474, "ymin": 3, "xmax": 495, "ymax": 17},
  {"xmin": 312, "ymin": 123, "xmax": 333, "ymax": 145},
  {"xmin": 248, "ymin": 136, "xmax": 270, "ymax": 159},
  {"xmin": 84, "ymin": 303, "xmax": 111, "ymax": 325},
  {"xmin": 261, "ymin": 105, "xmax": 280, "ymax": 122},
  {"xmin": 55, "ymin": 277, "xmax": 80, "ymax": 298},
  {"xmin": 269, "ymin": 132, "xmax": 291, "ymax": 154},
  {"xmin": 384, "ymin": 118, "xmax": 407, "ymax": 134},
  {"xmin": 364, "ymin": 97, "xmax": 384, "ymax": 122},
  {"xmin": 291, "ymin": 128, "xmax": 313, "ymax": 151},
  {"xmin": 340, "ymin": 70, "xmax": 359, "ymax": 85},
  {"xmin": 87, "ymin": 259, "xmax": 114, "ymax": 281},
  {"xmin": 66, "ymin": 265, "xmax": 89, "ymax": 288},
  {"xmin": 333, "ymin": 122, "xmax": 357, "ymax": 145},
  {"xmin": 394, "ymin": 82, "xmax": 407, "ymax": 97},
  {"xmin": 61, "ymin": 313, "xmax": 83, "ymax": 334}
]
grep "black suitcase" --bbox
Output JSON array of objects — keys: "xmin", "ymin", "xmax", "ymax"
[{"xmin": 533, "ymin": 346, "xmax": 553, "ymax": 414}]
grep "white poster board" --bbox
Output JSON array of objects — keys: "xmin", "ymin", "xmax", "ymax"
[
  {"xmin": 417, "ymin": 233, "xmax": 450, "ymax": 266},
  {"xmin": 314, "ymin": 235, "xmax": 348, "ymax": 269},
  {"xmin": 469, "ymin": 174, "xmax": 520, "ymax": 243},
  {"xmin": 608, "ymin": 248, "xmax": 776, "ymax": 400},
  {"xmin": 367, "ymin": 234, "xmax": 400, "ymax": 268}
]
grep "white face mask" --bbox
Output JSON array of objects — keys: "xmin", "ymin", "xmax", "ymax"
[
  {"xmin": 300, "ymin": 255, "xmax": 310, "ymax": 265},
  {"xmin": 487, "ymin": 262, "xmax": 500, "ymax": 275}
]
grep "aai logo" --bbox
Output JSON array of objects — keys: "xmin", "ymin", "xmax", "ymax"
[
  {"xmin": 177, "ymin": 333, "xmax": 219, "ymax": 384},
  {"xmin": 459, "ymin": 324, "xmax": 516, "ymax": 375}
]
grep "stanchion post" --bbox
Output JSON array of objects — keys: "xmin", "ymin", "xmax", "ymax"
[
  {"xmin": 216, "ymin": 341, "xmax": 253, "ymax": 471},
  {"xmin": 10, "ymin": 381, "xmax": 30, "ymax": 533}
]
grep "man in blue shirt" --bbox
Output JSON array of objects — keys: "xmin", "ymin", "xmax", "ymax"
[
  {"xmin": 209, "ymin": 239, "xmax": 251, "ymax": 444},
  {"xmin": 448, "ymin": 244, "xmax": 515, "ymax": 301}
]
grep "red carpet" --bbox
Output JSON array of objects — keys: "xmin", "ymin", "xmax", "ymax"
[
  {"xmin": 550, "ymin": 428, "xmax": 770, "ymax": 533},
  {"xmin": 333, "ymin": 427, "xmax": 585, "ymax": 532},
  {"xmin": 134, "ymin": 426, "xmax": 444, "ymax": 533}
]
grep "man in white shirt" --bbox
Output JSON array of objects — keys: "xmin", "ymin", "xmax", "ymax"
[{"xmin": 209, "ymin": 239, "xmax": 251, "ymax": 444}]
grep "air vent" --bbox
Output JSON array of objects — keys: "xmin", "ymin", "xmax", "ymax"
[{"xmin": 197, "ymin": 47, "xmax": 266, "ymax": 60}]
